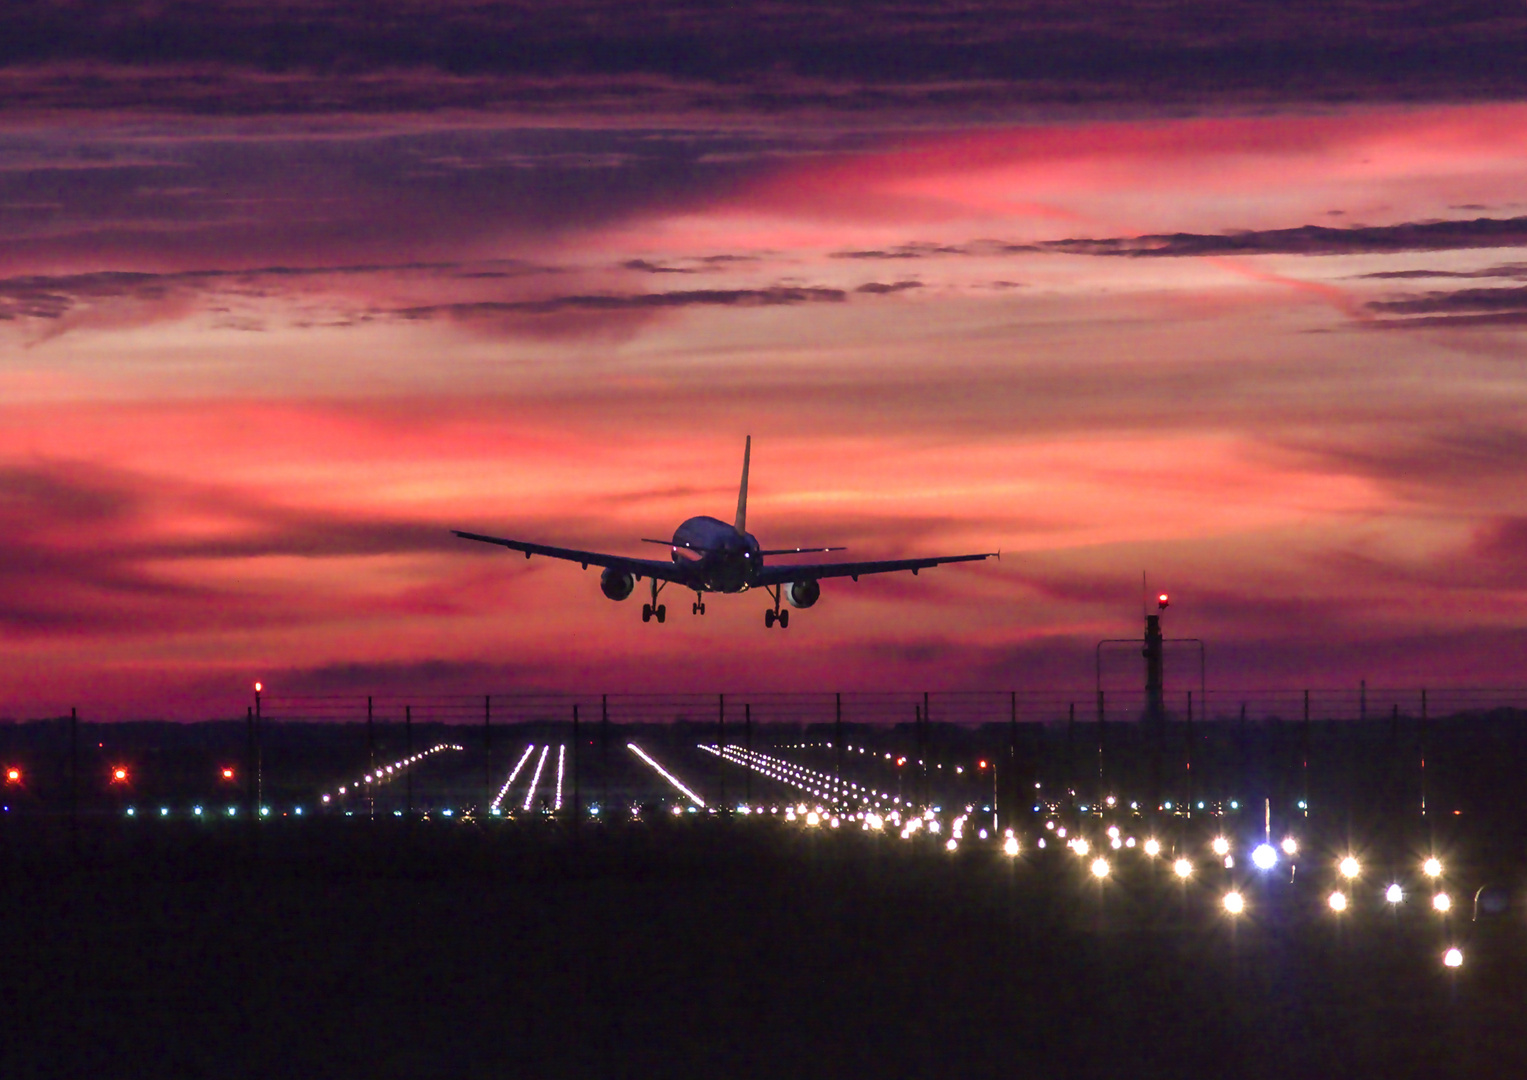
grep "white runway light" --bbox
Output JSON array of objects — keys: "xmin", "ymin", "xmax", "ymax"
[
  {"xmin": 492, "ymin": 744, "xmax": 537, "ymax": 813},
  {"xmin": 1252, "ymin": 844, "xmax": 1277, "ymax": 871},
  {"xmin": 523, "ymin": 745, "xmax": 550, "ymax": 812},
  {"xmin": 628, "ymin": 743, "xmax": 706, "ymax": 807},
  {"xmin": 553, "ymin": 744, "xmax": 566, "ymax": 811}
]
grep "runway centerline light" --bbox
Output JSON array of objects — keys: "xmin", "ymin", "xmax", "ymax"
[
  {"xmin": 1386, "ymin": 883, "xmax": 1404, "ymax": 904},
  {"xmin": 1339, "ymin": 856, "xmax": 1361, "ymax": 880},
  {"xmin": 1144, "ymin": 838, "xmax": 1161, "ymax": 858},
  {"xmin": 1223, "ymin": 891, "xmax": 1244, "ymax": 915},
  {"xmin": 1252, "ymin": 844, "xmax": 1277, "ymax": 871},
  {"xmin": 1281, "ymin": 836, "xmax": 1298, "ymax": 856},
  {"xmin": 1003, "ymin": 836, "xmax": 1020, "ymax": 857},
  {"xmin": 1423, "ymin": 857, "xmax": 1444, "ymax": 878},
  {"xmin": 1173, "ymin": 858, "xmax": 1193, "ymax": 879},
  {"xmin": 1211, "ymin": 837, "xmax": 1230, "ymax": 857},
  {"xmin": 1328, "ymin": 890, "xmax": 1348, "ymax": 912},
  {"xmin": 1443, "ymin": 947, "xmax": 1463, "ymax": 969},
  {"xmin": 1433, "ymin": 892, "xmax": 1452, "ymax": 913},
  {"xmin": 1091, "ymin": 857, "xmax": 1110, "ymax": 879}
]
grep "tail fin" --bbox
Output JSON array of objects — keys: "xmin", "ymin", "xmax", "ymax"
[{"xmin": 734, "ymin": 435, "xmax": 751, "ymax": 534}]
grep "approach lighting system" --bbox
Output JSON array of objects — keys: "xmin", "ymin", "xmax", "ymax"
[
  {"xmin": 1443, "ymin": 948, "xmax": 1463, "ymax": 969},
  {"xmin": 1252, "ymin": 844, "xmax": 1277, "ymax": 871},
  {"xmin": 1386, "ymin": 884, "xmax": 1404, "ymax": 904},
  {"xmin": 1144, "ymin": 838, "xmax": 1161, "ymax": 857},
  {"xmin": 1222, "ymin": 891, "xmax": 1244, "ymax": 915},
  {"xmin": 1173, "ymin": 858, "xmax": 1193, "ymax": 879},
  {"xmin": 1433, "ymin": 892, "xmax": 1452, "ymax": 913},
  {"xmin": 1211, "ymin": 836, "xmax": 1230, "ymax": 857},
  {"xmin": 1423, "ymin": 857, "xmax": 1444, "ymax": 878},
  {"xmin": 1003, "ymin": 835, "xmax": 1020, "ymax": 857},
  {"xmin": 1328, "ymin": 891, "xmax": 1348, "ymax": 912},
  {"xmin": 1281, "ymin": 836, "xmax": 1298, "ymax": 856},
  {"xmin": 1091, "ymin": 857, "xmax": 1110, "ymax": 879},
  {"xmin": 1339, "ymin": 856, "xmax": 1361, "ymax": 880}
]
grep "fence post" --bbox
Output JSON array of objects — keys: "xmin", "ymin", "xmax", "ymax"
[{"xmin": 69, "ymin": 706, "xmax": 78, "ymax": 850}]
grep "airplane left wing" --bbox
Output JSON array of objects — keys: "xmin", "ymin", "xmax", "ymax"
[
  {"xmin": 451, "ymin": 530, "xmax": 691, "ymax": 583},
  {"xmin": 755, "ymin": 551, "xmax": 996, "ymax": 585}
]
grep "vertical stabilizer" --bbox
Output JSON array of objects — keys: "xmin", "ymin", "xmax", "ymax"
[{"xmin": 734, "ymin": 435, "xmax": 751, "ymax": 534}]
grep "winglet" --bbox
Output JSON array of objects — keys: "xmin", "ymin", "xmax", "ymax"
[{"xmin": 734, "ymin": 435, "xmax": 751, "ymax": 534}]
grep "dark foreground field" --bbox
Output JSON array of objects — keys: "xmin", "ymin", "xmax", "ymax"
[{"xmin": 3, "ymin": 820, "xmax": 1524, "ymax": 1080}]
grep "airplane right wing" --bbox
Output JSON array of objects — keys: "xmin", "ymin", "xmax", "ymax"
[
  {"xmin": 755, "ymin": 551, "xmax": 996, "ymax": 585},
  {"xmin": 452, "ymin": 530, "xmax": 693, "ymax": 583}
]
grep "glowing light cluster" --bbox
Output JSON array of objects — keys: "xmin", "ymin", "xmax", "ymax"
[
  {"xmin": 490, "ymin": 744, "xmax": 537, "ymax": 812},
  {"xmin": 628, "ymin": 743, "xmax": 706, "ymax": 808},
  {"xmin": 319, "ymin": 743, "xmax": 465, "ymax": 806},
  {"xmin": 523, "ymin": 745, "xmax": 550, "ymax": 812},
  {"xmin": 698, "ymin": 744, "xmax": 895, "ymax": 812},
  {"xmin": 553, "ymin": 744, "xmax": 566, "ymax": 811}
]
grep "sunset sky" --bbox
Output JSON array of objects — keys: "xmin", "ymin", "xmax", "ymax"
[{"xmin": 3, "ymin": 3, "xmax": 1527, "ymax": 717}]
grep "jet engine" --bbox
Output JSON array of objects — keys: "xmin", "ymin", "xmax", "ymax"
[
  {"xmin": 785, "ymin": 579, "xmax": 820, "ymax": 608},
  {"xmin": 600, "ymin": 567, "xmax": 636, "ymax": 601}
]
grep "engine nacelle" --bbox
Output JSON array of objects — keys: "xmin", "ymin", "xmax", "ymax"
[
  {"xmin": 785, "ymin": 579, "xmax": 820, "ymax": 609},
  {"xmin": 600, "ymin": 567, "xmax": 636, "ymax": 601}
]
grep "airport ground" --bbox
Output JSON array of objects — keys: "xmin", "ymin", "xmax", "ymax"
[
  {"xmin": 4, "ymin": 713, "xmax": 1526, "ymax": 1079},
  {"xmin": 3, "ymin": 817, "xmax": 1525, "ymax": 1079}
]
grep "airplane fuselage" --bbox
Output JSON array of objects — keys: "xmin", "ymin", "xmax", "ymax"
[{"xmin": 671, "ymin": 516, "xmax": 760, "ymax": 593}]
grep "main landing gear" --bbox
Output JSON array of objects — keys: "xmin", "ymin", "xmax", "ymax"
[
  {"xmin": 763, "ymin": 585, "xmax": 789, "ymax": 629},
  {"xmin": 692, "ymin": 591, "xmax": 706, "ymax": 616},
  {"xmin": 642, "ymin": 576, "xmax": 667, "ymax": 624}
]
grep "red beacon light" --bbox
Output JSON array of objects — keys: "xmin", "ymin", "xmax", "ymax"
[
  {"xmin": 5, "ymin": 767, "xmax": 20, "ymax": 784},
  {"xmin": 111, "ymin": 767, "xmax": 130, "ymax": 783},
  {"xmin": 978, "ymin": 760, "xmax": 989, "ymax": 770},
  {"xmin": 1157, "ymin": 593, "xmax": 1170, "ymax": 610},
  {"xmin": 221, "ymin": 767, "xmax": 236, "ymax": 781}
]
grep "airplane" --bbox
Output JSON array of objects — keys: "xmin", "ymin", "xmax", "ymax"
[{"xmin": 452, "ymin": 437, "xmax": 997, "ymax": 628}]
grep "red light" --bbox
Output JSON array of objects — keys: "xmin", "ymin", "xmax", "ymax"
[
  {"xmin": 112, "ymin": 767, "xmax": 129, "ymax": 783},
  {"xmin": 1157, "ymin": 592, "xmax": 1170, "ymax": 609},
  {"xmin": 254, "ymin": 682, "xmax": 263, "ymax": 693},
  {"xmin": 896, "ymin": 757, "xmax": 907, "ymax": 767},
  {"xmin": 978, "ymin": 760, "xmax": 988, "ymax": 769},
  {"xmin": 221, "ymin": 768, "xmax": 235, "ymax": 780},
  {"xmin": 5, "ymin": 768, "xmax": 19, "ymax": 783}
]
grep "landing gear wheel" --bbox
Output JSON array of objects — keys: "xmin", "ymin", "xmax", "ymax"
[
  {"xmin": 699, "ymin": 602, "xmax": 706, "ymax": 615},
  {"xmin": 642, "ymin": 603, "xmax": 653, "ymax": 623},
  {"xmin": 778, "ymin": 609, "xmax": 789, "ymax": 629},
  {"xmin": 764, "ymin": 609, "xmax": 776, "ymax": 628},
  {"xmin": 655, "ymin": 604, "xmax": 666, "ymax": 623},
  {"xmin": 692, "ymin": 602, "xmax": 697, "ymax": 615}
]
